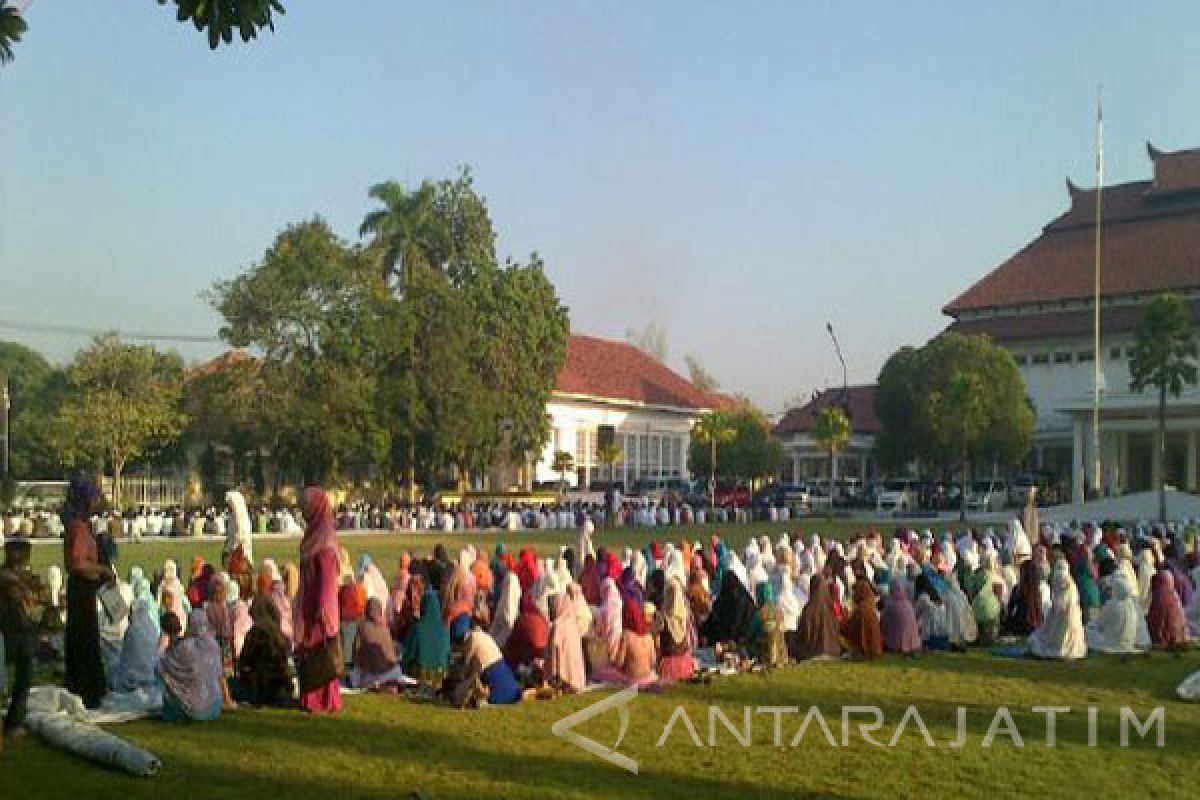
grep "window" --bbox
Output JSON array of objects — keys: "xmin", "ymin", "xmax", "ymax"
[
  {"xmin": 1013, "ymin": 354, "xmax": 1027, "ymax": 366},
  {"xmin": 1109, "ymin": 347, "xmax": 1122, "ymax": 360},
  {"xmin": 1054, "ymin": 351, "xmax": 1072, "ymax": 364},
  {"xmin": 1077, "ymin": 349, "xmax": 1094, "ymax": 362},
  {"xmin": 1032, "ymin": 353, "xmax": 1050, "ymax": 365},
  {"xmin": 1126, "ymin": 347, "xmax": 1137, "ymax": 358}
]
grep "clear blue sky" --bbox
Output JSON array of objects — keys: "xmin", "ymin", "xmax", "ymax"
[{"xmin": 3, "ymin": 2, "xmax": 1200, "ymax": 412}]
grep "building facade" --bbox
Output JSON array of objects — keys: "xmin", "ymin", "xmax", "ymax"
[
  {"xmin": 774, "ymin": 385, "xmax": 880, "ymax": 485},
  {"xmin": 945, "ymin": 142, "xmax": 1200, "ymax": 502},
  {"xmin": 531, "ymin": 334, "xmax": 727, "ymax": 490}
]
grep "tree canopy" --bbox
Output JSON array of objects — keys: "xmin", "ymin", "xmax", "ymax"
[
  {"xmin": 874, "ymin": 332, "xmax": 1033, "ymax": 476},
  {"xmin": 0, "ymin": 339, "xmax": 67, "ymax": 478},
  {"xmin": 690, "ymin": 404, "xmax": 781, "ymax": 484},
  {"xmin": 210, "ymin": 170, "xmax": 570, "ymax": 494},
  {"xmin": 55, "ymin": 335, "xmax": 188, "ymax": 508}
]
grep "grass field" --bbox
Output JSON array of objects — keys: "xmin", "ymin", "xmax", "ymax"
[
  {"xmin": 25, "ymin": 517, "xmax": 962, "ymax": 576},
  {"xmin": 6, "ymin": 519, "xmax": 1199, "ymax": 799}
]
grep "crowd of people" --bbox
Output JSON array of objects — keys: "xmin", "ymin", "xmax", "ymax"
[
  {"xmin": 2, "ymin": 494, "xmax": 782, "ymax": 545},
  {"xmin": 2, "ymin": 473, "xmax": 1200, "ymax": 747}
]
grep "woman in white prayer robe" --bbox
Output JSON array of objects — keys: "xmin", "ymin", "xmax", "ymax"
[
  {"xmin": 1086, "ymin": 568, "xmax": 1150, "ymax": 654},
  {"xmin": 1028, "ymin": 561, "xmax": 1088, "ymax": 660}
]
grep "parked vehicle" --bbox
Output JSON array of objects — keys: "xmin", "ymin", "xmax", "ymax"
[
  {"xmin": 631, "ymin": 477, "xmax": 688, "ymax": 503},
  {"xmin": 876, "ymin": 479, "xmax": 916, "ymax": 514},
  {"xmin": 1009, "ymin": 474, "xmax": 1037, "ymax": 507},
  {"xmin": 714, "ymin": 483, "xmax": 751, "ymax": 507},
  {"xmin": 967, "ymin": 479, "xmax": 1009, "ymax": 512}
]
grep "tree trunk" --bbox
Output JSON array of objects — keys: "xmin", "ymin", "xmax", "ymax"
[
  {"xmin": 709, "ymin": 439, "xmax": 717, "ymax": 511},
  {"xmin": 112, "ymin": 459, "xmax": 124, "ymax": 511},
  {"xmin": 960, "ymin": 448, "xmax": 968, "ymax": 522},
  {"xmin": 406, "ymin": 438, "xmax": 417, "ymax": 505},
  {"xmin": 828, "ymin": 446, "xmax": 836, "ymax": 518},
  {"xmin": 1159, "ymin": 382, "xmax": 1168, "ymax": 526}
]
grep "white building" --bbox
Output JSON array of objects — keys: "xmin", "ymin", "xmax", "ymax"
[
  {"xmin": 774, "ymin": 386, "xmax": 880, "ymax": 484},
  {"xmin": 531, "ymin": 334, "xmax": 727, "ymax": 489},
  {"xmin": 945, "ymin": 142, "xmax": 1200, "ymax": 502}
]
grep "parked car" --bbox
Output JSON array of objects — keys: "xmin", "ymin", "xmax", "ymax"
[
  {"xmin": 631, "ymin": 477, "xmax": 688, "ymax": 503},
  {"xmin": 1009, "ymin": 474, "xmax": 1037, "ymax": 507},
  {"xmin": 876, "ymin": 480, "xmax": 916, "ymax": 514},
  {"xmin": 967, "ymin": 479, "xmax": 1009, "ymax": 512},
  {"xmin": 714, "ymin": 483, "xmax": 751, "ymax": 507}
]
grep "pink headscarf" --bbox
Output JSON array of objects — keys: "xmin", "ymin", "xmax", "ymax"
[
  {"xmin": 594, "ymin": 578, "xmax": 624, "ymax": 662},
  {"xmin": 300, "ymin": 488, "xmax": 339, "ymax": 561},
  {"xmin": 547, "ymin": 591, "xmax": 587, "ymax": 692},
  {"xmin": 881, "ymin": 579, "xmax": 922, "ymax": 654}
]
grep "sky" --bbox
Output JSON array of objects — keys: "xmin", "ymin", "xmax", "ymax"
[{"xmin": 4, "ymin": 2, "xmax": 1200, "ymax": 414}]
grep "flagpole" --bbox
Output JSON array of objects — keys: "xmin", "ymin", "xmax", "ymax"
[{"xmin": 1091, "ymin": 85, "xmax": 1104, "ymax": 497}]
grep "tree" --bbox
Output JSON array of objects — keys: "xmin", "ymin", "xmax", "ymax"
[
  {"xmin": 691, "ymin": 410, "xmax": 738, "ymax": 507},
  {"xmin": 811, "ymin": 406, "xmax": 851, "ymax": 509},
  {"xmin": 55, "ymin": 335, "xmax": 187, "ymax": 509},
  {"xmin": 0, "ymin": 1, "xmax": 26, "ymax": 64},
  {"xmin": 626, "ymin": 321, "xmax": 668, "ymax": 363},
  {"xmin": 0, "ymin": 340, "xmax": 69, "ymax": 478},
  {"xmin": 183, "ymin": 351, "xmax": 267, "ymax": 497},
  {"xmin": 209, "ymin": 217, "xmax": 389, "ymax": 486},
  {"xmin": 0, "ymin": 1, "xmax": 284, "ymax": 67},
  {"xmin": 874, "ymin": 333, "xmax": 1034, "ymax": 488},
  {"xmin": 552, "ymin": 450, "xmax": 574, "ymax": 496},
  {"xmin": 929, "ymin": 371, "xmax": 987, "ymax": 519},
  {"xmin": 1129, "ymin": 293, "xmax": 1198, "ymax": 524},
  {"xmin": 685, "ymin": 354, "xmax": 720, "ymax": 392},
  {"xmin": 596, "ymin": 442, "xmax": 623, "ymax": 485}
]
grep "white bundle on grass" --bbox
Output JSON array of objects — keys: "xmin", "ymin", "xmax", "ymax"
[
  {"xmin": 1178, "ymin": 670, "xmax": 1200, "ymax": 701},
  {"xmin": 24, "ymin": 711, "xmax": 162, "ymax": 777}
]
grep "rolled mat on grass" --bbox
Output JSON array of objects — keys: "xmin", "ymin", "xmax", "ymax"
[{"xmin": 24, "ymin": 711, "xmax": 161, "ymax": 777}]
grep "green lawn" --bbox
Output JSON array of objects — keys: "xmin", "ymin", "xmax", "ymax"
[
  {"xmin": 26, "ymin": 517, "xmax": 962, "ymax": 576},
  {"xmin": 8, "ymin": 519, "xmax": 1197, "ymax": 799}
]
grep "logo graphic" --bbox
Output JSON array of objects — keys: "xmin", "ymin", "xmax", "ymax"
[{"xmin": 551, "ymin": 685, "xmax": 639, "ymax": 774}]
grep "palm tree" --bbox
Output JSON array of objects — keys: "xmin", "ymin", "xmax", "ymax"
[
  {"xmin": 552, "ymin": 450, "xmax": 575, "ymax": 498},
  {"xmin": 596, "ymin": 443, "xmax": 623, "ymax": 486},
  {"xmin": 359, "ymin": 181, "xmax": 441, "ymax": 503},
  {"xmin": 811, "ymin": 406, "xmax": 851, "ymax": 514},
  {"xmin": 1130, "ymin": 293, "xmax": 1198, "ymax": 524},
  {"xmin": 692, "ymin": 411, "xmax": 737, "ymax": 508},
  {"xmin": 359, "ymin": 180, "xmax": 440, "ymax": 287},
  {"xmin": 0, "ymin": 2, "xmax": 27, "ymax": 65}
]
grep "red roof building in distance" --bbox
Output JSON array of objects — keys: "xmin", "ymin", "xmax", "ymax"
[
  {"xmin": 943, "ymin": 142, "xmax": 1200, "ymax": 503},
  {"xmin": 555, "ymin": 333, "xmax": 730, "ymax": 411},
  {"xmin": 536, "ymin": 334, "xmax": 731, "ymax": 491},
  {"xmin": 774, "ymin": 385, "xmax": 880, "ymax": 486},
  {"xmin": 774, "ymin": 385, "xmax": 881, "ymax": 435}
]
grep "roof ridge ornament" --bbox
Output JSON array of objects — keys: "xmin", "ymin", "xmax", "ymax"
[
  {"xmin": 1065, "ymin": 176, "xmax": 1083, "ymax": 199},
  {"xmin": 1147, "ymin": 141, "xmax": 1163, "ymax": 160}
]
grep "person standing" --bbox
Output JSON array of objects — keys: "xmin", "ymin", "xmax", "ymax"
[
  {"xmin": 0, "ymin": 537, "xmax": 45, "ymax": 739},
  {"xmin": 294, "ymin": 487, "xmax": 342, "ymax": 713},
  {"xmin": 63, "ymin": 475, "xmax": 110, "ymax": 709}
]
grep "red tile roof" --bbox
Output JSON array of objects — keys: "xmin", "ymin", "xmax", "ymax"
[
  {"xmin": 774, "ymin": 385, "xmax": 880, "ymax": 435},
  {"xmin": 945, "ymin": 144, "xmax": 1200, "ymax": 315},
  {"xmin": 555, "ymin": 334, "xmax": 728, "ymax": 411},
  {"xmin": 946, "ymin": 298, "xmax": 1200, "ymax": 342}
]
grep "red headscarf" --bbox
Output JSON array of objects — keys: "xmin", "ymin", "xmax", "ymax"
[
  {"xmin": 516, "ymin": 549, "xmax": 540, "ymax": 591},
  {"xmin": 621, "ymin": 590, "xmax": 647, "ymax": 636}
]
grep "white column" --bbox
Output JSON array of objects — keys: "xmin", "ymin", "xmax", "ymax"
[
  {"xmin": 1072, "ymin": 416, "xmax": 1085, "ymax": 504},
  {"xmin": 1187, "ymin": 429, "xmax": 1197, "ymax": 493},
  {"xmin": 860, "ymin": 454, "xmax": 867, "ymax": 481}
]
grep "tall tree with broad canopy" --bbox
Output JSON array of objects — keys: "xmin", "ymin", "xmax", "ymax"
[
  {"xmin": 0, "ymin": 340, "xmax": 69, "ymax": 478},
  {"xmin": 1129, "ymin": 293, "xmax": 1198, "ymax": 524},
  {"xmin": 874, "ymin": 333, "xmax": 1033, "ymax": 490},
  {"xmin": 209, "ymin": 217, "xmax": 390, "ymax": 486},
  {"xmin": 55, "ymin": 335, "xmax": 188, "ymax": 509}
]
